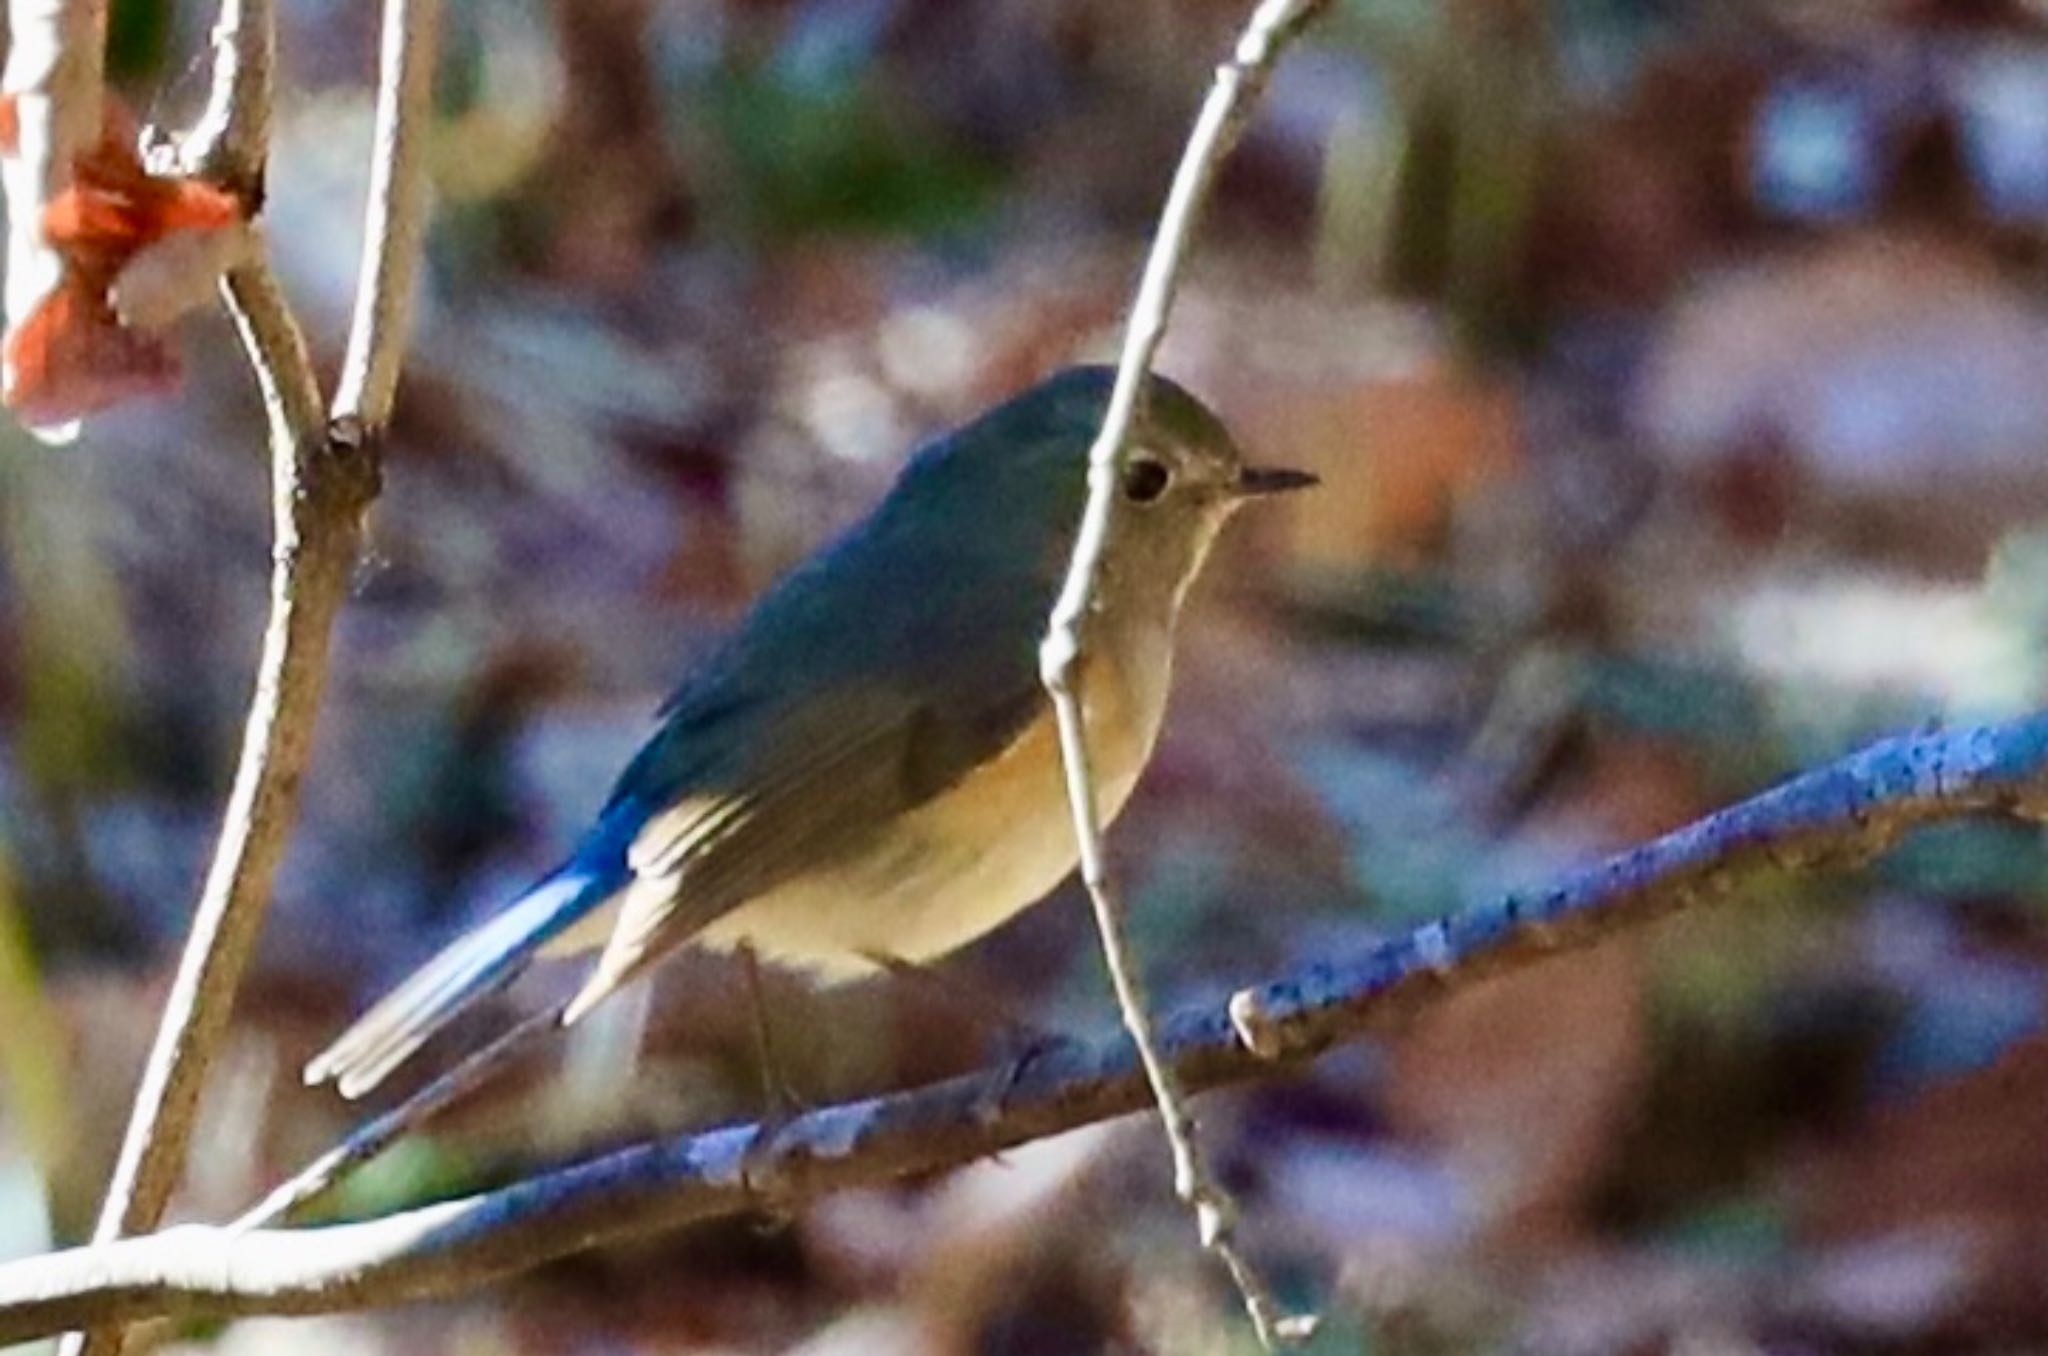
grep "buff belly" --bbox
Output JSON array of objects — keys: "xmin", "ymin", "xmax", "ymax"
[
  {"xmin": 693, "ymin": 705, "xmax": 1144, "ymax": 977},
  {"xmin": 545, "ymin": 636, "xmax": 1169, "ymax": 981}
]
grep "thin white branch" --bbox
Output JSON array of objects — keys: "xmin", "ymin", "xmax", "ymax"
[
  {"xmin": 155, "ymin": 0, "xmax": 271, "ymax": 196},
  {"xmin": 1038, "ymin": 0, "xmax": 1329, "ymax": 1346},
  {"xmin": 330, "ymin": 0, "xmax": 439, "ymax": 434}
]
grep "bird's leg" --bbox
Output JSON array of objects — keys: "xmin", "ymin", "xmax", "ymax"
[
  {"xmin": 739, "ymin": 942, "xmax": 807, "ymax": 1124},
  {"xmin": 734, "ymin": 944, "xmax": 812, "ymax": 1227}
]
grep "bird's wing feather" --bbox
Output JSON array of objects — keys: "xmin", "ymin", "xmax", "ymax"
[
  {"xmin": 555, "ymin": 459, "xmax": 1065, "ymax": 1022},
  {"xmin": 305, "ymin": 864, "xmax": 611, "ymax": 1097},
  {"xmin": 561, "ymin": 680, "xmax": 1040, "ymax": 1020},
  {"xmin": 561, "ymin": 654, "xmax": 1045, "ymax": 1023}
]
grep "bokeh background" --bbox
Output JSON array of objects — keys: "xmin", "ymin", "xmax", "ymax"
[{"xmin": 8, "ymin": 0, "xmax": 2048, "ymax": 1351}]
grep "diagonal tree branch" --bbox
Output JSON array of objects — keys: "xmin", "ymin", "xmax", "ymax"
[
  {"xmin": 7, "ymin": 712, "xmax": 2045, "ymax": 1343},
  {"xmin": 1037, "ymin": 0, "xmax": 1330, "ymax": 1342},
  {"xmin": 65, "ymin": 0, "xmax": 436, "ymax": 1349}
]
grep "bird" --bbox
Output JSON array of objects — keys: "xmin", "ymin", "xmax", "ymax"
[{"xmin": 305, "ymin": 365, "xmax": 1315, "ymax": 1099}]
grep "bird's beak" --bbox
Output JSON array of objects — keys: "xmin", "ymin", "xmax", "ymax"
[{"xmin": 1233, "ymin": 465, "xmax": 1319, "ymax": 498}]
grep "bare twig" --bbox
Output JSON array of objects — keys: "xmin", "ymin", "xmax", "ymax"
[
  {"xmin": 220, "ymin": 251, "xmax": 325, "ymax": 454},
  {"xmin": 4, "ymin": 713, "xmax": 2046, "ymax": 1341},
  {"xmin": 1038, "ymin": 0, "xmax": 1329, "ymax": 1344},
  {"xmin": 154, "ymin": 0, "xmax": 271, "ymax": 198},
  {"xmin": 64, "ymin": 0, "xmax": 438, "ymax": 1348},
  {"xmin": 331, "ymin": 0, "xmax": 439, "ymax": 434},
  {"xmin": 65, "ymin": 248, "xmax": 373, "ymax": 1356}
]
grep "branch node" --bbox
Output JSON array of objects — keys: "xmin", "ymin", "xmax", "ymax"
[
  {"xmin": 321, "ymin": 414, "xmax": 386, "ymax": 504},
  {"xmin": 1192, "ymin": 1193, "xmax": 1236, "ymax": 1248},
  {"xmin": 327, "ymin": 412, "xmax": 367, "ymax": 452},
  {"xmin": 1412, "ymin": 919, "xmax": 1455, "ymax": 976},
  {"xmin": 1037, "ymin": 629, "xmax": 1081, "ymax": 695},
  {"xmin": 1273, "ymin": 1313, "xmax": 1322, "ymax": 1343},
  {"xmin": 1227, "ymin": 987, "xmax": 1287, "ymax": 1060}
]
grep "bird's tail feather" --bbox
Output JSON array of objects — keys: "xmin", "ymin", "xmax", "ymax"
[{"xmin": 304, "ymin": 868, "xmax": 608, "ymax": 1099}]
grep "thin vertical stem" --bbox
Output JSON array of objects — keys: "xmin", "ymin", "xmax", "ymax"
[
  {"xmin": 1037, "ymin": 0, "xmax": 1329, "ymax": 1346},
  {"xmin": 331, "ymin": 0, "xmax": 439, "ymax": 434}
]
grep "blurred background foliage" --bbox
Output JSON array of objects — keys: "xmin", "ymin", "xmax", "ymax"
[{"xmin": 8, "ymin": 0, "xmax": 2048, "ymax": 1351}]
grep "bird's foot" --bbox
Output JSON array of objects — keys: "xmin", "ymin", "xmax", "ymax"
[{"xmin": 969, "ymin": 1025, "xmax": 1079, "ymax": 1124}]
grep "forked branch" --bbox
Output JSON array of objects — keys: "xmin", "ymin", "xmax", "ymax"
[{"xmin": 63, "ymin": 0, "xmax": 436, "ymax": 1351}]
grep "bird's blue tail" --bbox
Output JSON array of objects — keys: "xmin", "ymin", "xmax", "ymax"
[{"xmin": 304, "ymin": 866, "xmax": 612, "ymax": 1099}]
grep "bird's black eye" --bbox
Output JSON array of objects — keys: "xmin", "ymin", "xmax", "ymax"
[{"xmin": 1122, "ymin": 455, "xmax": 1172, "ymax": 504}]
